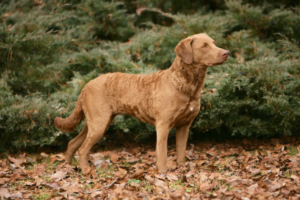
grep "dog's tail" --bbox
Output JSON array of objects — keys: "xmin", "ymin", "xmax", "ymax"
[{"xmin": 54, "ymin": 92, "xmax": 85, "ymax": 132}]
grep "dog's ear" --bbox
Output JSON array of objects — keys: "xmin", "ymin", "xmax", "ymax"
[{"xmin": 175, "ymin": 38, "xmax": 194, "ymax": 64}]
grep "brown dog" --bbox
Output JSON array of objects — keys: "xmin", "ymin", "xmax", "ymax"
[{"xmin": 54, "ymin": 33, "xmax": 229, "ymax": 175}]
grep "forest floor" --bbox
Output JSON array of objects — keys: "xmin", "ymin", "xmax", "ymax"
[{"xmin": 1, "ymin": 136, "xmax": 300, "ymax": 199}]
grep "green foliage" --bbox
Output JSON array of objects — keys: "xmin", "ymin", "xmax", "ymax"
[
  {"xmin": 0, "ymin": 0, "xmax": 300, "ymax": 151},
  {"xmin": 226, "ymin": 0, "xmax": 300, "ymax": 41}
]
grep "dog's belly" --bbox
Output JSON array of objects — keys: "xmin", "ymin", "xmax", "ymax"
[{"xmin": 116, "ymin": 103, "xmax": 156, "ymax": 125}]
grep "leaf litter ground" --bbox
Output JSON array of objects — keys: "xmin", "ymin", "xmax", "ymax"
[{"xmin": 1, "ymin": 136, "xmax": 300, "ymax": 199}]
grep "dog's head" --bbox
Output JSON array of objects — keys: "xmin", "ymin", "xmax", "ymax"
[{"xmin": 175, "ymin": 33, "xmax": 229, "ymax": 66}]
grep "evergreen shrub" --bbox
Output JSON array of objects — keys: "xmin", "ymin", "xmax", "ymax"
[{"xmin": 0, "ymin": 0, "xmax": 299, "ymax": 151}]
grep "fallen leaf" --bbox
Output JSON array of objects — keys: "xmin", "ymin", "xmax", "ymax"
[
  {"xmin": 115, "ymin": 168, "xmax": 127, "ymax": 179},
  {"xmin": 50, "ymin": 171, "xmax": 67, "ymax": 182},
  {"xmin": 130, "ymin": 169, "xmax": 144, "ymax": 179},
  {"xmin": 170, "ymin": 187, "xmax": 187, "ymax": 200},
  {"xmin": 144, "ymin": 175, "xmax": 155, "ymax": 184},
  {"xmin": 167, "ymin": 160, "xmax": 177, "ymax": 170},
  {"xmin": 110, "ymin": 153, "xmax": 122, "ymax": 164},
  {"xmin": 49, "ymin": 153, "xmax": 65, "ymax": 163},
  {"xmin": 43, "ymin": 182, "xmax": 61, "ymax": 190},
  {"xmin": 126, "ymin": 157, "xmax": 139, "ymax": 163},
  {"xmin": 268, "ymin": 182, "xmax": 282, "ymax": 192},
  {"xmin": 9, "ymin": 192, "xmax": 23, "ymax": 199},
  {"xmin": 198, "ymin": 172, "xmax": 208, "ymax": 182},
  {"xmin": 251, "ymin": 169, "xmax": 261, "ymax": 176},
  {"xmin": 63, "ymin": 185, "xmax": 82, "ymax": 193},
  {"xmin": 25, "ymin": 181, "xmax": 35, "ymax": 186},
  {"xmin": 40, "ymin": 152, "xmax": 49, "ymax": 158},
  {"xmin": 94, "ymin": 159, "xmax": 106, "ymax": 168},
  {"xmin": 33, "ymin": 163, "xmax": 46, "ymax": 176},
  {"xmin": 198, "ymin": 181, "xmax": 211, "ymax": 191},
  {"xmin": 167, "ymin": 173, "xmax": 178, "ymax": 181},
  {"xmin": 188, "ymin": 144, "xmax": 195, "ymax": 157},
  {"xmin": 205, "ymin": 150, "xmax": 217, "ymax": 157},
  {"xmin": 0, "ymin": 178, "xmax": 9, "ymax": 185},
  {"xmin": 0, "ymin": 188, "xmax": 10, "ymax": 199},
  {"xmin": 196, "ymin": 160, "xmax": 206, "ymax": 167},
  {"xmin": 291, "ymin": 174, "xmax": 299, "ymax": 182},
  {"xmin": 154, "ymin": 178, "xmax": 168, "ymax": 191},
  {"xmin": 8, "ymin": 153, "xmax": 26, "ymax": 168}
]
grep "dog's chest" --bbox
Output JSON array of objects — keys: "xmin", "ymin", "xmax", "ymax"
[{"xmin": 172, "ymin": 99, "xmax": 200, "ymax": 127}]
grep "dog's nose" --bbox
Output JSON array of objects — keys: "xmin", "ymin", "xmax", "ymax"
[{"xmin": 221, "ymin": 50, "xmax": 229, "ymax": 58}]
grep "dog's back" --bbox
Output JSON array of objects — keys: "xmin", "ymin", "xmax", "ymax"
[{"xmin": 81, "ymin": 71, "xmax": 166, "ymax": 125}]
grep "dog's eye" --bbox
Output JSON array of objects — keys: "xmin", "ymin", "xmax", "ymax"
[{"xmin": 202, "ymin": 44, "xmax": 207, "ymax": 48}]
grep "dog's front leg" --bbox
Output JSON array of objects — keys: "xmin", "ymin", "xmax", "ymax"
[
  {"xmin": 176, "ymin": 123, "xmax": 191, "ymax": 166},
  {"xmin": 156, "ymin": 124, "xmax": 171, "ymax": 173}
]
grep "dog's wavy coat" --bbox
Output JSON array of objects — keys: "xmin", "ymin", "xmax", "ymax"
[{"xmin": 54, "ymin": 33, "xmax": 229, "ymax": 175}]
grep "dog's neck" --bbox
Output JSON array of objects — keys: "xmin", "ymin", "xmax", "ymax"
[{"xmin": 168, "ymin": 56, "xmax": 208, "ymax": 99}]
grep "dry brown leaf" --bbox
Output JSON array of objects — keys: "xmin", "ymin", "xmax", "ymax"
[
  {"xmin": 40, "ymin": 152, "xmax": 49, "ymax": 158},
  {"xmin": 92, "ymin": 182, "xmax": 103, "ymax": 190},
  {"xmin": 196, "ymin": 160, "xmax": 206, "ymax": 167},
  {"xmin": 291, "ymin": 174, "xmax": 300, "ymax": 182},
  {"xmin": 268, "ymin": 182, "xmax": 282, "ymax": 192},
  {"xmin": 49, "ymin": 153, "xmax": 65, "ymax": 163},
  {"xmin": 198, "ymin": 172, "xmax": 208, "ymax": 182},
  {"xmin": 115, "ymin": 167, "xmax": 127, "ymax": 179},
  {"xmin": 205, "ymin": 150, "xmax": 217, "ymax": 157},
  {"xmin": 188, "ymin": 144, "xmax": 195, "ymax": 157},
  {"xmin": 144, "ymin": 175, "xmax": 155, "ymax": 184},
  {"xmin": 126, "ymin": 157, "xmax": 139, "ymax": 163},
  {"xmin": 9, "ymin": 192, "xmax": 23, "ymax": 199},
  {"xmin": 8, "ymin": 153, "xmax": 26, "ymax": 168},
  {"xmin": 91, "ymin": 190, "xmax": 107, "ymax": 199},
  {"xmin": 167, "ymin": 160, "xmax": 177, "ymax": 170},
  {"xmin": 94, "ymin": 159, "xmax": 107, "ymax": 168},
  {"xmin": 0, "ymin": 178, "xmax": 9, "ymax": 185},
  {"xmin": 251, "ymin": 169, "xmax": 261, "ymax": 176},
  {"xmin": 56, "ymin": 162, "xmax": 75, "ymax": 174},
  {"xmin": 35, "ymin": 177, "xmax": 43, "ymax": 186},
  {"xmin": 246, "ymin": 183, "xmax": 258, "ymax": 195},
  {"xmin": 33, "ymin": 163, "xmax": 46, "ymax": 176},
  {"xmin": 110, "ymin": 153, "xmax": 122, "ymax": 164},
  {"xmin": 25, "ymin": 181, "xmax": 35, "ymax": 186},
  {"xmin": 130, "ymin": 169, "xmax": 144, "ymax": 179},
  {"xmin": 154, "ymin": 178, "xmax": 168, "ymax": 191},
  {"xmin": 50, "ymin": 171, "xmax": 67, "ymax": 182},
  {"xmin": 43, "ymin": 182, "xmax": 60, "ymax": 190},
  {"xmin": 167, "ymin": 173, "xmax": 178, "ymax": 181},
  {"xmin": 63, "ymin": 185, "xmax": 82, "ymax": 193},
  {"xmin": 91, "ymin": 152, "xmax": 104, "ymax": 160},
  {"xmin": 170, "ymin": 187, "xmax": 187, "ymax": 200},
  {"xmin": 0, "ymin": 187, "xmax": 10, "ymax": 199},
  {"xmin": 227, "ymin": 178, "xmax": 243, "ymax": 188},
  {"xmin": 197, "ymin": 181, "xmax": 211, "ymax": 191}
]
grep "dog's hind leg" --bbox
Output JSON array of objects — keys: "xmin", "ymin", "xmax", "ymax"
[
  {"xmin": 78, "ymin": 111, "xmax": 114, "ymax": 175},
  {"xmin": 65, "ymin": 122, "xmax": 88, "ymax": 164}
]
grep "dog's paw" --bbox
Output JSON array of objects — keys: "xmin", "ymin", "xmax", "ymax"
[{"xmin": 82, "ymin": 166, "xmax": 92, "ymax": 175}]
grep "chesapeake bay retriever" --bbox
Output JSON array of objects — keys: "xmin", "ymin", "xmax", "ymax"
[{"xmin": 54, "ymin": 33, "xmax": 229, "ymax": 175}]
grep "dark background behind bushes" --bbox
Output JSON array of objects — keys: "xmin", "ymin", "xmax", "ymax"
[{"xmin": 0, "ymin": 0, "xmax": 299, "ymax": 152}]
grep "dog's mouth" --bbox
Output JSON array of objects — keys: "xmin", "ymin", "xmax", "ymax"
[
  {"xmin": 207, "ymin": 61, "xmax": 225, "ymax": 66},
  {"xmin": 207, "ymin": 57, "xmax": 228, "ymax": 66}
]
